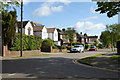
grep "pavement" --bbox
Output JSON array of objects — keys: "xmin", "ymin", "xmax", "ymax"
[{"xmin": 1, "ymin": 49, "xmax": 120, "ymax": 79}]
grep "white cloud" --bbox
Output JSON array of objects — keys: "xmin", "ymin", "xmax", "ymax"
[
  {"xmin": 34, "ymin": 6, "xmax": 51, "ymax": 17},
  {"xmin": 74, "ymin": 21, "xmax": 105, "ymax": 32},
  {"xmin": 51, "ymin": 6, "xmax": 63, "ymax": 12},
  {"xmin": 32, "ymin": 0, "xmax": 71, "ymax": 17},
  {"xmin": 81, "ymin": 16, "xmax": 98, "ymax": 21}
]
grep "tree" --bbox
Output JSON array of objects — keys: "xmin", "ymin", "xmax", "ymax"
[
  {"xmin": 2, "ymin": 8, "xmax": 17, "ymax": 46},
  {"xmin": 65, "ymin": 27, "xmax": 76, "ymax": 47},
  {"xmin": 100, "ymin": 24, "xmax": 120, "ymax": 48},
  {"xmin": 94, "ymin": 40, "xmax": 99, "ymax": 46},
  {"xmin": 0, "ymin": 0, "xmax": 20, "ymax": 11},
  {"xmin": 100, "ymin": 30, "xmax": 111, "ymax": 47},
  {"xmin": 0, "ymin": 0, "xmax": 20, "ymax": 46},
  {"xmin": 95, "ymin": 1, "xmax": 120, "ymax": 18}
]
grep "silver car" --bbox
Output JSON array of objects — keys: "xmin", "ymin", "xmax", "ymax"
[{"xmin": 71, "ymin": 45, "xmax": 84, "ymax": 53}]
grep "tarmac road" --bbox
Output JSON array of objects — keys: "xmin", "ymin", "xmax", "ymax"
[{"xmin": 2, "ymin": 49, "xmax": 119, "ymax": 79}]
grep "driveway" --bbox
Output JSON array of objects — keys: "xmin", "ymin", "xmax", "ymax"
[{"xmin": 2, "ymin": 49, "xmax": 119, "ymax": 79}]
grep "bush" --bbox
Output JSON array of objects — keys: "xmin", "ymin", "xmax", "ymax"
[
  {"xmin": 85, "ymin": 44, "xmax": 91, "ymax": 49},
  {"xmin": 61, "ymin": 46, "xmax": 67, "ymax": 49},
  {"xmin": 52, "ymin": 46, "xmax": 58, "ymax": 49},
  {"xmin": 10, "ymin": 33, "xmax": 43, "ymax": 50},
  {"xmin": 42, "ymin": 39, "xmax": 55, "ymax": 48},
  {"xmin": 72, "ymin": 42, "xmax": 82, "ymax": 45},
  {"xmin": 98, "ymin": 44, "xmax": 104, "ymax": 49}
]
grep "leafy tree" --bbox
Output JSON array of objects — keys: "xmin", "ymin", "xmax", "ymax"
[
  {"xmin": 100, "ymin": 30, "xmax": 111, "ymax": 47},
  {"xmin": 93, "ymin": 40, "xmax": 99, "ymax": 46},
  {"xmin": 0, "ymin": 0, "xmax": 20, "ymax": 11},
  {"xmin": 95, "ymin": 1, "xmax": 120, "ymax": 18},
  {"xmin": 2, "ymin": 9, "xmax": 17, "ymax": 46},
  {"xmin": 0, "ymin": 0, "xmax": 20, "ymax": 46},
  {"xmin": 100, "ymin": 24, "xmax": 120, "ymax": 48},
  {"xmin": 65, "ymin": 27, "xmax": 76, "ymax": 47}
]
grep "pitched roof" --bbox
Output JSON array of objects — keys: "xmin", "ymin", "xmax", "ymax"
[
  {"xmin": 31, "ymin": 21, "xmax": 45, "ymax": 32},
  {"xmin": 17, "ymin": 21, "xmax": 29, "ymax": 28},
  {"xmin": 79, "ymin": 34, "xmax": 84, "ymax": 38},
  {"xmin": 47, "ymin": 28, "xmax": 56, "ymax": 33},
  {"xmin": 88, "ymin": 36, "xmax": 98, "ymax": 38},
  {"xmin": 31, "ymin": 21, "xmax": 41, "ymax": 27},
  {"xmin": 33, "ymin": 25, "xmax": 44, "ymax": 32}
]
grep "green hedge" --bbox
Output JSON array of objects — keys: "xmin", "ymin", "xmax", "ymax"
[
  {"xmin": 42, "ymin": 39, "xmax": 55, "ymax": 48},
  {"xmin": 10, "ymin": 33, "xmax": 43, "ymax": 50}
]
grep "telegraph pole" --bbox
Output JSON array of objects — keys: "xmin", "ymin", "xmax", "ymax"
[{"xmin": 20, "ymin": 0, "xmax": 23, "ymax": 57}]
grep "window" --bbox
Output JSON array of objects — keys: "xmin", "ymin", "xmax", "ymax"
[
  {"xmin": 55, "ymin": 33, "xmax": 57, "ymax": 37},
  {"xmin": 28, "ymin": 27, "xmax": 31, "ymax": 35}
]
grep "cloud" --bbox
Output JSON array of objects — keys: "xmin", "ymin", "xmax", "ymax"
[
  {"xmin": 81, "ymin": 16, "xmax": 98, "ymax": 21},
  {"xmin": 74, "ymin": 21, "xmax": 105, "ymax": 32},
  {"xmin": 32, "ymin": 0, "xmax": 71, "ymax": 17},
  {"xmin": 51, "ymin": 6, "xmax": 63, "ymax": 12}
]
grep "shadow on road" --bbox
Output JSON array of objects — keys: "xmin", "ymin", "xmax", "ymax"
[{"xmin": 2, "ymin": 57, "xmax": 120, "ymax": 79}]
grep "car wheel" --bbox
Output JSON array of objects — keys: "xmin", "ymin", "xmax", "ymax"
[
  {"xmin": 82, "ymin": 50, "xmax": 84, "ymax": 53},
  {"xmin": 79, "ymin": 50, "xmax": 81, "ymax": 53}
]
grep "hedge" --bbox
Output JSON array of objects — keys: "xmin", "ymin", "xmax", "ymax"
[
  {"xmin": 10, "ymin": 33, "xmax": 43, "ymax": 50},
  {"xmin": 42, "ymin": 38, "xmax": 55, "ymax": 48}
]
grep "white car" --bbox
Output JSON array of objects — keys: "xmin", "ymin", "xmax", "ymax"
[{"xmin": 71, "ymin": 45, "xmax": 84, "ymax": 53}]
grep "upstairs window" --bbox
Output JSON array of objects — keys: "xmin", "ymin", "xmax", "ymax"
[{"xmin": 28, "ymin": 27, "xmax": 31, "ymax": 35}]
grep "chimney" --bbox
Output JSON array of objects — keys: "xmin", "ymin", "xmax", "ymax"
[
  {"xmin": 80, "ymin": 32, "xmax": 82, "ymax": 34},
  {"xmin": 62, "ymin": 28, "xmax": 65, "ymax": 31}
]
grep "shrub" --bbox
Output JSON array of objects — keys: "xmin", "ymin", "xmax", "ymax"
[
  {"xmin": 42, "ymin": 39, "xmax": 55, "ymax": 48},
  {"xmin": 72, "ymin": 42, "xmax": 82, "ymax": 45},
  {"xmin": 85, "ymin": 44, "xmax": 91, "ymax": 49},
  {"xmin": 61, "ymin": 46, "xmax": 67, "ymax": 49},
  {"xmin": 10, "ymin": 33, "xmax": 43, "ymax": 50},
  {"xmin": 98, "ymin": 44, "xmax": 104, "ymax": 49},
  {"xmin": 52, "ymin": 46, "xmax": 58, "ymax": 49}
]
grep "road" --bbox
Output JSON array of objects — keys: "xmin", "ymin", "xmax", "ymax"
[{"xmin": 2, "ymin": 49, "xmax": 120, "ymax": 79}]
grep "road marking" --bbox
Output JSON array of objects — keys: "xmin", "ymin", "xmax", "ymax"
[{"xmin": 72, "ymin": 59, "xmax": 120, "ymax": 73}]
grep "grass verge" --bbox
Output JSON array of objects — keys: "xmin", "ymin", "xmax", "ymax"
[
  {"xmin": 110, "ymin": 55, "xmax": 120, "ymax": 61},
  {"xmin": 80, "ymin": 53, "xmax": 107, "ymax": 63},
  {"xmin": 32, "ymin": 54, "xmax": 49, "ymax": 56},
  {"xmin": 12, "ymin": 54, "xmax": 50, "ymax": 58}
]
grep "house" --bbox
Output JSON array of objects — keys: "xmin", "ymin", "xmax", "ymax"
[
  {"xmin": 57, "ymin": 28, "xmax": 70, "ymax": 45},
  {"xmin": 78, "ymin": 32, "xmax": 86, "ymax": 44},
  {"xmin": 16, "ymin": 21, "xmax": 33, "ymax": 35},
  {"xmin": 73, "ymin": 33, "xmax": 79, "ymax": 42},
  {"xmin": 31, "ymin": 21, "xmax": 48, "ymax": 39},
  {"xmin": 47, "ymin": 28, "xmax": 58, "ymax": 41},
  {"xmin": 47, "ymin": 28, "xmax": 61, "ymax": 46},
  {"xmin": 87, "ymin": 36, "xmax": 98, "ymax": 44}
]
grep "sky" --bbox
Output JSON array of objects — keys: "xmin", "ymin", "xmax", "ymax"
[{"xmin": 15, "ymin": 0, "xmax": 118, "ymax": 38}]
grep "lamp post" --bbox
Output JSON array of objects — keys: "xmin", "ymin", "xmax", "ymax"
[{"xmin": 20, "ymin": 0, "xmax": 23, "ymax": 57}]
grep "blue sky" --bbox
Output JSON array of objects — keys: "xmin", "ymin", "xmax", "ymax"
[{"xmin": 16, "ymin": 1, "xmax": 118, "ymax": 37}]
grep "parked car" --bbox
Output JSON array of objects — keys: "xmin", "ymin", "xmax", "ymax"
[
  {"xmin": 89, "ymin": 46, "xmax": 97, "ymax": 51},
  {"xmin": 71, "ymin": 45, "xmax": 84, "ymax": 53}
]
